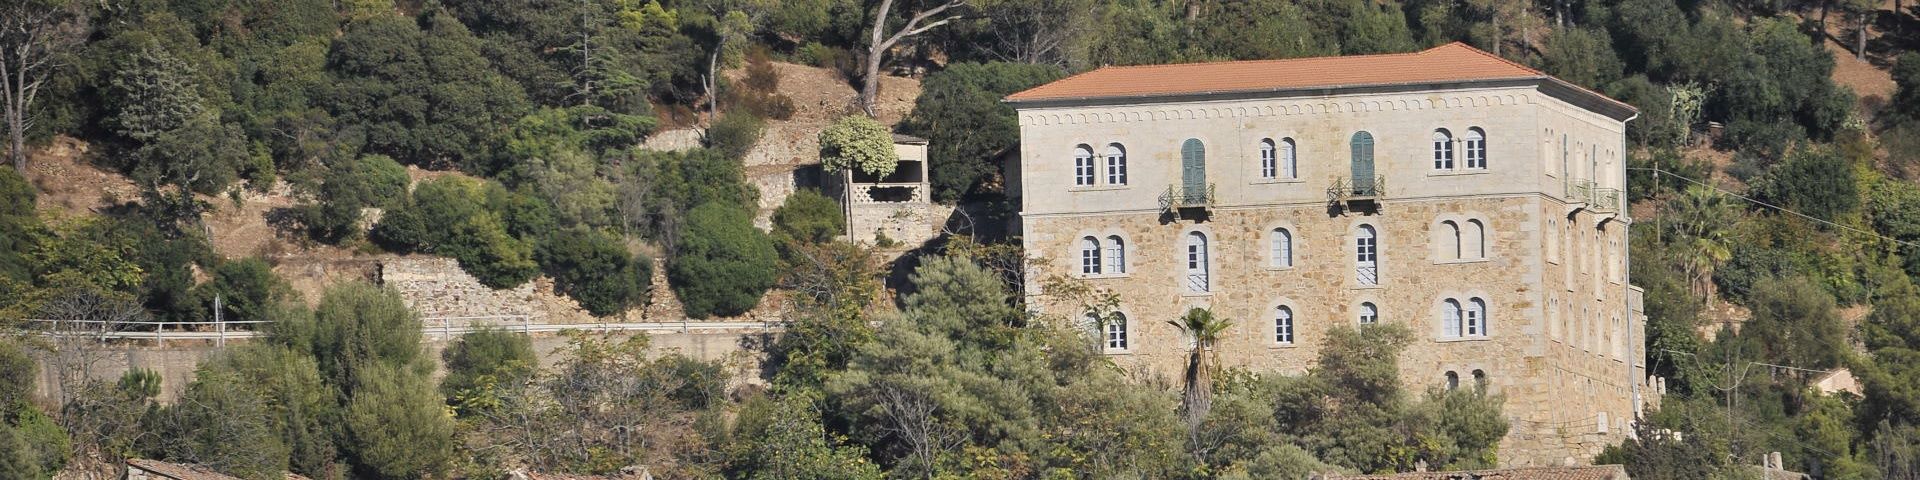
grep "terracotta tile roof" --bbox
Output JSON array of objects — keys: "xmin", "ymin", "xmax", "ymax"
[
  {"xmin": 1322, "ymin": 465, "xmax": 1632, "ymax": 480},
  {"xmin": 1004, "ymin": 42, "xmax": 1631, "ymax": 116}
]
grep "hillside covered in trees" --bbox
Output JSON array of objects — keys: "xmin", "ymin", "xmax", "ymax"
[{"xmin": 4, "ymin": 0, "xmax": 1920, "ymax": 478}]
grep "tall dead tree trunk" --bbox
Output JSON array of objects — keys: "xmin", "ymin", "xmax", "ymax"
[
  {"xmin": 860, "ymin": 0, "xmax": 966, "ymax": 117},
  {"xmin": 0, "ymin": 0, "xmax": 85, "ymax": 175},
  {"xmin": 1860, "ymin": 9, "xmax": 1871, "ymax": 61}
]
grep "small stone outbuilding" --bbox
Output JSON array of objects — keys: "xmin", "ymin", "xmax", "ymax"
[{"xmin": 827, "ymin": 133, "xmax": 936, "ymax": 246}]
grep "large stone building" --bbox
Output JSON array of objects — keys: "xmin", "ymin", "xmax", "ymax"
[{"xmin": 1005, "ymin": 43, "xmax": 1656, "ymax": 466}]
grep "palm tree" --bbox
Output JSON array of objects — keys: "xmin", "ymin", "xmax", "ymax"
[
  {"xmin": 1167, "ymin": 307, "xmax": 1232, "ymax": 428},
  {"xmin": 1667, "ymin": 185, "xmax": 1735, "ymax": 300}
]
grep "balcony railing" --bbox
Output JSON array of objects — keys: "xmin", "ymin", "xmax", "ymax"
[
  {"xmin": 848, "ymin": 182, "xmax": 926, "ymax": 205},
  {"xmin": 1564, "ymin": 179, "xmax": 1620, "ymax": 213},
  {"xmin": 1327, "ymin": 175, "xmax": 1387, "ymax": 204},
  {"xmin": 1589, "ymin": 187, "xmax": 1622, "ymax": 213},
  {"xmin": 1160, "ymin": 183, "xmax": 1217, "ymax": 213}
]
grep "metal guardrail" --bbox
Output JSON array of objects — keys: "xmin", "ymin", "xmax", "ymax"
[{"xmin": 16, "ymin": 317, "xmax": 782, "ymax": 344}]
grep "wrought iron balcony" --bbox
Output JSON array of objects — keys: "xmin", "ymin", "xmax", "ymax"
[
  {"xmin": 1327, "ymin": 175, "xmax": 1387, "ymax": 204},
  {"xmin": 1160, "ymin": 183, "xmax": 1216, "ymax": 214},
  {"xmin": 1564, "ymin": 179, "xmax": 1620, "ymax": 213}
]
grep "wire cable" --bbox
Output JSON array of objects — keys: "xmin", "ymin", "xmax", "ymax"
[{"xmin": 1630, "ymin": 167, "xmax": 1920, "ymax": 249}]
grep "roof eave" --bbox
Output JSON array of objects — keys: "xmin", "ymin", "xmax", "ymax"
[{"xmin": 1004, "ymin": 77, "xmax": 1638, "ymax": 122}]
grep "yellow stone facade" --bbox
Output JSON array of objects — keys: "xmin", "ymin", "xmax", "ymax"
[{"xmin": 1011, "ymin": 84, "xmax": 1656, "ymax": 466}]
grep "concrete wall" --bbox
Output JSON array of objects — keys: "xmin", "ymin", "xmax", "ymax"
[{"xmin": 1014, "ymin": 84, "xmax": 1649, "ymax": 466}]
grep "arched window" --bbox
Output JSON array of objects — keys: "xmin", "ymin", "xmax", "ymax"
[
  {"xmin": 1443, "ymin": 299, "xmax": 1463, "ymax": 337},
  {"xmin": 1275, "ymin": 305, "xmax": 1295, "ymax": 344},
  {"xmin": 1445, "ymin": 371, "xmax": 1460, "ymax": 391},
  {"xmin": 1079, "ymin": 236, "xmax": 1102, "ymax": 275},
  {"xmin": 1105, "ymin": 143, "xmax": 1128, "ymax": 185},
  {"xmin": 1105, "ymin": 235, "xmax": 1127, "ymax": 274},
  {"xmin": 1464, "ymin": 128, "xmax": 1487, "ymax": 169},
  {"xmin": 1185, "ymin": 231, "xmax": 1210, "ymax": 293},
  {"xmin": 1440, "ymin": 220, "xmax": 1462, "ymax": 260},
  {"xmin": 1472, "ymin": 369, "xmax": 1488, "ymax": 390},
  {"xmin": 1356, "ymin": 225, "xmax": 1379, "ymax": 285},
  {"xmin": 1279, "ymin": 138, "xmax": 1298, "ymax": 179},
  {"xmin": 1259, "ymin": 139, "xmax": 1278, "ymax": 179},
  {"xmin": 1105, "ymin": 312, "xmax": 1129, "ymax": 350},
  {"xmin": 1073, "ymin": 145, "xmax": 1095, "ymax": 186},
  {"xmin": 1432, "ymin": 129, "xmax": 1454, "ymax": 170},
  {"xmin": 1466, "ymin": 298, "xmax": 1487, "ymax": 336},
  {"xmin": 1270, "ymin": 228, "xmax": 1293, "ymax": 268},
  {"xmin": 1359, "ymin": 302, "xmax": 1379, "ymax": 325},
  {"xmin": 1466, "ymin": 219, "xmax": 1486, "ymax": 259}
]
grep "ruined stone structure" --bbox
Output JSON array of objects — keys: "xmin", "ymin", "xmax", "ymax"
[
  {"xmin": 1007, "ymin": 43, "xmax": 1657, "ymax": 466},
  {"xmin": 827, "ymin": 134, "xmax": 939, "ymax": 246}
]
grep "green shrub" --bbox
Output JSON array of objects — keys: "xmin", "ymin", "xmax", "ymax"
[
  {"xmin": 344, "ymin": 363, "xmax": 454, "ymax": 480},
  {"xmin": 707, "ymin": 111, "xmax": 766, "ymax": 160},
  {"xmin": 158, "ymin": 370, "xmax": 292, "ymax": 479},
  {"xmin": 303, "ymin": 155, "xmax": 408, "ymax": 242},
  {"xmin": 538, "ymin": 228, "xmax": 651, "ymax": 317},
  {"xmin": 669, "ymin": 203, "xmax": 777, "ymax": 319},
  {"xmin": 772, "ymin": 189, "xmax": 845, "ymax": 247},
  {"xmin": 0, "ymin": 169, "xmax": 33, "ymax": 283},
  {"xmin": 440, "ymin": 329, "xmax": 536, "ymax": 416},
  {"xmin": 200, "ymin": 345, "xmax": 341, "ymax": 478},
  {"xmin": 375, "ymin": 177, "xmax": 539, "ymax": 288},
  {"xmin": 294, "ymin": 282, "xmax": 426, "ymax": 391},
  {"xmin": 195, "ymin": 257, "xmax": 297, "ymax": 323},
  {"xmin": 0, "ymin": 339, "xmax": 32, "ymax": 417}
]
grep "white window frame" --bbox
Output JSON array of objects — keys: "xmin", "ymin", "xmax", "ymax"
[
  {"xmin": 1358, "ymin": 302, "xmax": 1379, "ymax": 325},
  {"xmin": 1280, "ymin": 138, "xmax": 1298, "ymax": 179},
  {"xmin": 1105, "ymin": 143, "xmax": 1128, "ymax": 185},
  {"xmin": 1270, "ymin": 227, "xmax": 1294, "ymax": 268},
  {"xmin": 1185, "ymin": 231, "xmax": 1211, "ymax": 293},
  {"xmin": 1074, "ymin": 145, "xmax": 1096, "ymax": 186},
  {"xmin": 1443, "ymin": 299, "xmax": 1463, "ymax": 337},
  {"xmin": 1079, "ymin": 236, "xmax": 1102, "ymax": 275},
  {"xmin": 1275, "ymin": 305, "xmax": 1295, "ymax": 344},
  {"xmin": 1356, "ymin": 225, "xmax": 1379, "ymax": 285},
  {"xmin": 1105, "ymin": 235, "xmax": 1127, "ymax": 274},
  {"xmin": 1466, "ymin": 297, "xmax": 1487, "ymax": 337},
  {"xmin": 1432, "ymin": 129, "xmax": 1455, "ymax": 170},
  {"xmin": 1464, "ymin": 128, "xmax": 1487, "ymax": 169},
  {"xmin": 1259, "ymin": 139, "xmax": 1277, "ymax": 179},
  {"xmin": 1105, "ymin": 313, "xmax": 1129, "ymax": 351}
]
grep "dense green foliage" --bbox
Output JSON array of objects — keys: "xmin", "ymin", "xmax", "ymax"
[
  {"xmin": 440, "ymin": 329, "xmax": 537, "ymax": 416},
  {"xmin": 538, "ymin": 228, "xmax": 652, "ymax": 317},
  {"xmin": 816, "ymin": 115, "xmax": 896, "ymax": 177},
  {"xmin": 898, "ymin": 62, "xmax": 1064, "ymax": 201},
  {"xmin": 376, "ymin": 176, "xmax": 539, "ymax": 288},
  {"xmin": 669, "ymin": 203, "xmax": 777, "ymax": 318}
]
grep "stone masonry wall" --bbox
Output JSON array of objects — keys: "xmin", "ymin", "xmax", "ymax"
[{"xmin": 1024, "ymin": 195, "xmax": 1642, "ymax": 466}]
